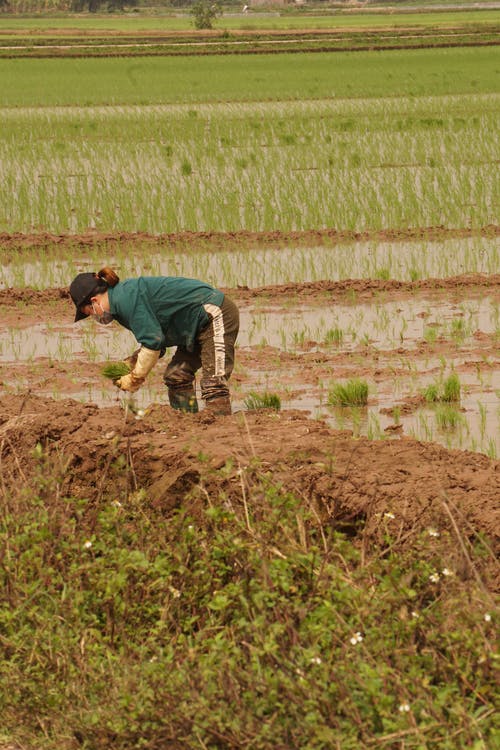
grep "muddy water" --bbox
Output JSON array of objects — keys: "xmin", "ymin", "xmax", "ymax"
[
  {"xmin": 289, "ymin": 380, "xmax": 499, "ymax": 458},
  {"xmin": 0, "ymin": 293, "xmax": 497, "ymax": 456},
  {"xmin": 244, "ymin": 297, "xmax": 498, "ymax": 350},
  {"xmin": 0, "ymin": 296, "xmax": 497, "ymax": 359},
  {"xmin": 0, "ymin": 235, "xmax": 498, "ymax": 290}
]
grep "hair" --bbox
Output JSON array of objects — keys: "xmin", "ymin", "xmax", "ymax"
[{"xmin": 96, "ymin": 267, "xmax": 120, "ymax": 288}]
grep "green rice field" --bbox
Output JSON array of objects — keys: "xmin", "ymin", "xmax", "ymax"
[{"xmin": 1, "ymin": 44, "xmax": 499, "ymax": 235}]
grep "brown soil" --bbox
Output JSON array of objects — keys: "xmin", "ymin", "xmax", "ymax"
[
  {"xmin": 1, "ymin": 392, "xmax": 498, "ymax": 593},
  {"xmin": 0, "ymin": 225, "xmax": 498, "ymax": 253}
]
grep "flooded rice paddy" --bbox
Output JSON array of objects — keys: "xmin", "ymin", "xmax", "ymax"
[{"xmin": 0, "ymin": 235, "xmax": 498, "ymax": 457}]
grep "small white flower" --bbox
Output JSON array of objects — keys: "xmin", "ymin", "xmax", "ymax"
[
  {"xmin": 349, "ymin": 632, "xmax": 363, "ymax": 645},
  {"xmin": 429, "ymin": 572, "xmax": 440, "ymax": 583},
  {"xmin": 442, "ymin": 568, "xmax": 453, "ymax": 577},
  {"xmin": 411, "ymin": 611, "xmax": 420, "ymax": 619},
  {"xmin": 398, "ymin": 703, "xmax": 411, "ymax": 713},
  {"xmin": 83, "ymin": 540, "xmax": 92, "ymax": 549},
  {"xmin": 484, "ymin": 613, "xmax": 491, "ymax": 622},
  {"xmin": 310, "ymin": 656, "xmax": 322, "ymax": 665},
  {"xmin": 169, "ymin": 586, "xmax": 181, "ymax": 599},
  {"xmin": 111, "ymin": 499, "xmax": 122, "ymax": 508},
  {"xmin": 428, "ymin": 528, "xmax": 440, "ymax": 538},
  {"xmin": 384, "ymin": 512, "xmax": 395, "ymax": 520}
]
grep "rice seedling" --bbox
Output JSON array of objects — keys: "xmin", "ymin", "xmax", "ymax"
[
  {"xmin": 1, "ymin": 90, "xmax": 498, "ymax": 235},
  {"xmin": 327, "ymin": 378, "xmax": 369, "ymax": 407},
  {"xmin": 101, "ymin": 362, "xmax": 130, "ymax": 381},
  {"xmin": 423, "ymin": 326, "xmax": 439, "ymax": 345},
  {"xmin": 392, "ymin": 406, "xmax": 402, "ymax": 425},
  {"xmin": 423, "ymin": 372, "xmax": 461, "ymax": 403},
  {"xmin": 366, "ymin": 413, "xmax": 385, "ymax": 441},
  {"xmin": 244, "ymin": 391, "xmax": 281, "ymax": 411},
  {"xmin": 434, "ymin": 405, "xmax": 466, "ymax": 431},
  {"xmin": 486, "ymin": 438, "xmax": 497, "ymax": 460},
  {"xmin": 442, "ymin": 372, "xmax": 462, "ymax": 402},
  {"xmin": 324, "ymin": 328, "xmax": 344, "ymax": 346}
]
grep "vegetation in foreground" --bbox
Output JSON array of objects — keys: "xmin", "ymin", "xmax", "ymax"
[{"xmin": 0, "ymin": 443, "xmax": 497, "ymax": 749}]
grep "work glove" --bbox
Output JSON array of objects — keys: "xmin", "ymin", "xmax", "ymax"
[
  {"xmin": 123, "ymin": 347, "xmax": 141, "ymax": 370},
  {"xmin": 115, "ymin": 373, "xmax": 145, "ymax": 393},
  {"xmin": 115, "ymin": 346, "xmax": 160, "ymax": 393}
]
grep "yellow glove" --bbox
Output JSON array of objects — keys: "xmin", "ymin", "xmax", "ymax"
[
  {"xmin": 115, "ymin": 373, "xmax": 145, "ymax": 393},
  {"xmin": 115, "ymin": 346, "xmax": 160, "ymax": 393},
  {"xmin": 123, "ymin": 347, "xmax": 141, "ymax": 370}
]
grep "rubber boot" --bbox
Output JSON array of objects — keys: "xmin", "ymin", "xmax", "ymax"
[
  {"xmin": 204, "ymin": 395, "xmax": 232, "ymax": 416},
  {"xmin": 168, "ymin": 388, "xmax": 199, "ymax": 414}
]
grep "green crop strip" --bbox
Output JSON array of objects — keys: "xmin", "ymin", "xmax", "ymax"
[
  {"xmin": 1, "ymin": 47, "xmax": 499, "ymax": 106},
  {"xmin": 1, "ymin": 93, "xmax": 498, "ymax": 234}
]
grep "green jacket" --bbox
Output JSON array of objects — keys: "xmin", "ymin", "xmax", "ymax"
[{"xmin": 108, "ymin": 277, "xmax": 224, "ymax": 351}]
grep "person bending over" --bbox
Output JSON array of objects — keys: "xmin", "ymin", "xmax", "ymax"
[{"xmin": 69, "ymin": 267, "xmax": 239, "ymax": 416}]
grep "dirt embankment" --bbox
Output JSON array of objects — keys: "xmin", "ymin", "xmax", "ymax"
[
  {"xmin": 1, "ymin": 394, "xmax": 498, "ymax": 592},
  {"xmin": 0, "ymin": 225, "xmax": 498, "ymax": 254},
  {"xmin": 0, "ymin": 271, "xmax": 498, "ymax": 313}
]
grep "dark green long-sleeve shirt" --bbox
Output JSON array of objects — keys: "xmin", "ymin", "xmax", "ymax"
[{"xmin": 108, "ymin": 277, "xmax": 224, "ymax": 351}]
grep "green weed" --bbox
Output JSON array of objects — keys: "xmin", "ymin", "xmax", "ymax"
[{"xmin": 0, "ymin": 445, "xmax": 496, "ymax": 749}]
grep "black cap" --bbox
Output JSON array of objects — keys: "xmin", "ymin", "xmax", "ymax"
[{"xmin": 69, "ymin": 273, "xmax": 103, "ymax": 322}]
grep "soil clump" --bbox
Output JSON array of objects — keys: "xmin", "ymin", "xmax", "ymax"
[{"xmin": 1, "ymin": 393, "xmax": 497, "ymax": 592}]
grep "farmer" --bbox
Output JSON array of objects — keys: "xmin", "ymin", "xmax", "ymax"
[{"xmin": 69, "ymin": 267, "xmax": 239, "ymax": 416}]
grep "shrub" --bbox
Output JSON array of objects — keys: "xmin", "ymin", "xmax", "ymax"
[{"xmin": 191, "ymin": 0, "xmax": 221, "ymax": 30}]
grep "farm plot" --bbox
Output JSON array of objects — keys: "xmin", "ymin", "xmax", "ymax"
[
  {"xmin": 0, "ymin": 29, "xmax": 498, "ymax": 749},
  {"xmin": 1, "ymin": 87, "xmax": 499, "ymax": 233}
]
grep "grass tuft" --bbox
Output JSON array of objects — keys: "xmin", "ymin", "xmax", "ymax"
[
  {"xmin": 244, "ymin": 391, "xmax": 281, "ymax": 411},
  {"xmin": 327, "ymin": 378, "xmax": 369, "ymax": 407},
  {"xmin": 424, "ymin": 372, "xmax": 461, "ymax": 403}
]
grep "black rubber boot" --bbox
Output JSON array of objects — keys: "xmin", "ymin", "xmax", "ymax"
[{"xmin": 168, "ymin": 388, "xmax": 199, "ymax": 413}]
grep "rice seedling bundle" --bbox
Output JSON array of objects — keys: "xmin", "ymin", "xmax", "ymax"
[{"xmin": 101, "ymin": 362, "xmax": 130, "ymax": 380}]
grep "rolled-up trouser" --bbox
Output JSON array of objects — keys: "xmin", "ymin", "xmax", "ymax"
[{"xmin": 163, "ymin": 295, "xmax": 239, "ymax": 409}]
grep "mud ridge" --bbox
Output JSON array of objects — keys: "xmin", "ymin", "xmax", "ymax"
[
  {"xmin": 1, "ymin": 393, "xmax": 497, "ymax": 591},
  {"xmin": 0, "ymin": 273, "xmax": 498, "ymax": 309},
  {"xmin": 0, "ymin": 225, "xmax": 498, "ymax": 253}
]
